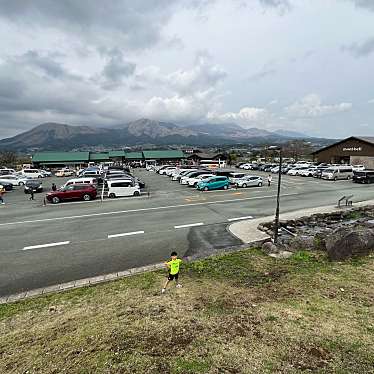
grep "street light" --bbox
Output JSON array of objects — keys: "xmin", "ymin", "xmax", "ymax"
[{"xmin": 268, "ymin": 145, "xmax": 283, "ymax": 244}]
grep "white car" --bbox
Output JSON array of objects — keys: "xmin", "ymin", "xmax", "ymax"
[
  {"xmin": 21, "ymin": 168, "xmax": 44, "ymax": 178},
  {"xmin": 159, "ymin": 166, "xmax": 176, "ymax": 175},
  {"xmin": 187, "ymin": 174, "xmax": 215, "ymax": 187},
  {"xmin": 241, "ymin": 164, "xmax": 252, "ymax": 170},
  {"xmin": 352, "ymin": 165, "xmax": 365, "ymax": 171},
  {"xmin": 229, "ymin": 173, "xmax": 247, "ymax": 184},
  {"xmin": 270, "ymin": 166, "xmax": 280, "ymax": 173},
  {"xmin": 40, "ymin": 170, "xmax": 52, "ymax": 177},
  {"xmin": 107, "ymin": 179, "xmax": 140, "ymax": 198},
  {"xmin": 298, "ymin": 167, "xmax": 318, "ymax": 177},
  {"xmin": 165, "ymin": 167, "xmax": 178, "ymax": 176},
  {"xmin": 287, "ymin": 167, "xmax": 309, "ymax": 176},
  {"xmin": 0, "ymin": 175, "xmax": 30, "ymax": 186},
  {"xmin": 0, "ymin": 168, "xmax": 16, "ymax": 176},
  {"xmin": 236, "ymin": 175, "xmax": 263, "ymax": 188}
]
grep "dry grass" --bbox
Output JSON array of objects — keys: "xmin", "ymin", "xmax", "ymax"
[{"xmin": 0, "ymin": 249, "xmax": 373, "ymax": 374}]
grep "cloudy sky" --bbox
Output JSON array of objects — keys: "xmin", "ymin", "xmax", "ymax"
[{"xmin": 0, "ymin": 0, "xmax": 374, "ymax": 139}]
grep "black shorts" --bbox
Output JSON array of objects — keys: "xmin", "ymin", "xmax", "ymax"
[{"xmin": 167, "ymin": 272, "xmax": 179, "ymax": 281}]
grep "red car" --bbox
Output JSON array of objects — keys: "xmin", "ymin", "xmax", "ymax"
[{"xmin": 46, "ymin": 184, "xmax": 97, "ymax": 204}]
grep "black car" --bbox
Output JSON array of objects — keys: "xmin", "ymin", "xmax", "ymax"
[
  {"xmin": 353, "ymin": 170, "xmax": 374, "ymax": 184},
  {"xmin": 0, "ymin": 182, "xmax": 13, "ymax": 191},
  {"xmin": 24, "ymin": 180, "xmax": 43, "ymax": 194}
]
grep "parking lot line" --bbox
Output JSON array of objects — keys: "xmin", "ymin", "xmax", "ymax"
[
  {"xmin": 174, "ymin": 222, "xmax": 204, "ymax": 229},
  {"xmin": 227, "ymin": 215, "xmax": 253, "ymax": 222},
  {"xmin": 22, "ymin": 241, "xmax": 70, "ymax": 251},
  {"xmin": 108, "ymin": 231, "xmax": 145, "ymax": 239}
]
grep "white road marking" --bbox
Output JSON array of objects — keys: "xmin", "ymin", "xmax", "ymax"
[
  {"xmin": 0, "ymin": 192, "xmax": 299, "ymax": 227},
  {"xmin": 227, "ymin": 215, "xmax": 253, "ymax": 222},
  {"xmin": 174, "ymin": 222, "xmax": 204, "ymax": 229},
  {"xmin": 108, "ymin": 231, "xmax": 145, "ymax": 239},
  {"xmin": 22, "ymin": 241, "xmax": 70, "ymax": 251}
]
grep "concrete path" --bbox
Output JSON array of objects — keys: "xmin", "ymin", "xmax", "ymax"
[{"xmin": 229, "ymin": 199, "xmax": 374, "ymax": 244}]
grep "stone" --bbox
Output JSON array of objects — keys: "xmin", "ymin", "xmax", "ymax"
[
  {"xmin": 326, "ymin": 227, "xmax": 374, "ymax": 261},
  {"xmin": 269, "ymin": 251, "xmax": 293, "ymax": 259},
  {"xmin": 287, "ymin": 235, "xmax": 316, "ymax": 251},
  {"xmin": 262, "ymin": 241, "xmax": 279, "ymax": 254}
]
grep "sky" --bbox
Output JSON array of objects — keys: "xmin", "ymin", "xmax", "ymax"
[{"xmin": 0, "ymin": 0, "xmax": 374, "ymax": 139}]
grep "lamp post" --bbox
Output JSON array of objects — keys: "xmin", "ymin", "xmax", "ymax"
[{"xmin": 268, "ymin": 146, "xmax": 283, "ymax": 244}]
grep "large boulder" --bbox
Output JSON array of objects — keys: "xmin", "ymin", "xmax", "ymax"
[
  {"xmin": 287, "ymin": 235, "xmax": 316, "ymax": 252},
  {"xmin": 262, "ymin": 241, "xmax": 279, "ymax": 254},
  {"xmin": 326, "ymin": 227, "xmax": 374, "ymax": 261}
]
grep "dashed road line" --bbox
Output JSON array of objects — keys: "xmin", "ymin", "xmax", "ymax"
[
  {"xmin": 174, "ymin": 222, "xmax": 204, "ymax": 229},
  {"xmin": 108, "ymin": 231, "xmax": 145, "ymax": 239},
  {"xmin": 227, "ymin": 215, "xmax": 253, "ymax": 222},
  {"xmin": 22, "ymin": 241, "xmax": 70, "ymax": 251}
]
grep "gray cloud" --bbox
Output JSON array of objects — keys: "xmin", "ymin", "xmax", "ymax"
[
  {"xmin": 348, "ymin": 0, "xmax": 374, "ymax": 11},
  {"xmin": 248, "ymin": 68, "xmax": 277, "ymax": 82},
  {"xmin": 101, "ymin": 50, "xmax": 136, "ymax": 89},
  {"xmin": 342, "ymin": 37, "xmax": 374, "ymax": 57}
]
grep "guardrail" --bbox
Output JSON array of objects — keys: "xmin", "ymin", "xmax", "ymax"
[{"xmin": 338, "ymin": 195, "xmax": 353, "ymax": 207}]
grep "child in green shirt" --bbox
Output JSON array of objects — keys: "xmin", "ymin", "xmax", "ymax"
[{"xmin": 161, "ymin": 251, "xmax": 182, "ymax": 293}]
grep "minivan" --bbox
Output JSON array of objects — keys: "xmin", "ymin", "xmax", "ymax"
[
  {"xmin": 196, "ymin": 176, "xmax": 230, "ymax": 191},
  {"xmin": 107, "ymin": 179, "xmax": 141, "ymax": 198},
  {"xmin": 21, "ymin": 168, "xmax": 43, "ymax": 178},
  {"xmin": 62, "ymin": 178, "xmax": 98, "ymax": 188},
  {"xmin": 353, "ymin": 170, "xmax": 374, "ymax": 184},
  {"xmin": 321, "ymin": 166, "xmax": 353, "ymax": 180}
]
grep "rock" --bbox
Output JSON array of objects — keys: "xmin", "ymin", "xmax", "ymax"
[
  {"xmin": 49, "ymin": 306, "xmax": 57, "ymax": 313},
  {"xmin": 269, "ymin": 251, "xmax": 293, "ymax": 259},
  {"xmin": 287, "ymin": 235, "xmax": 316, "ymax": 251},
  {"xmin": 365, "ymin": 219, "xmax": 374, "ymax": 228},
  {"xmin": 262, "ymin": 241, "xmax": 279, "ymax": 254},
  {"xmin": 326, "ymin": 227, "xmax": 374, "ymax": 261}
]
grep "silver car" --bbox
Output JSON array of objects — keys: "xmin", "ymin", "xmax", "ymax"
[{"xmin": 236, "ymin": 175, "xmax": 263, "ymax": 188}]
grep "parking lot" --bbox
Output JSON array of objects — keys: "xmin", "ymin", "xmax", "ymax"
[{"xmin": 1, "ymin": 167, "xmax": 373, "ymax": 297}]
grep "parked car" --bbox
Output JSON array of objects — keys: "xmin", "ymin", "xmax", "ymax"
[
  {"xmin": 236, "ymin": 175, "xmax": 263, "ymax": 188},
  {"xmin": 55, "ymin": 169, "xmax": 75, "ymax": 177},
  {"xmin": 312, "ymin": 166, "xmax": 329, "ymax": 178},
  {"xmin": 159, "ymin": 166, "xmax": 177, "ymax": 175},
  {"xmin": 21, "ymin": 168, "xmax": 44, "ymax": 178},
  {"xmin": 353, "ymin": 170, "xmax": 374, "ymax": 184},
  {"xmin": 62, "ymin": 178, "xmax": 98, "ymax": 188},
  {"xmin": 0, "ymin": 168, "xmax": 16, "ymax": 175},
  {"xmin": 228, "ymin": 172, "xmax": 247, "ymax": 184},
  {"xmin": 321, "ymin": 166, "xmax": 353, "ymax": 181},
  {"xmin": 187, "ymin": 174, "xmax": 215, "ymax": 187},
  {"xmin": 46, "ymin": 184, "xmax": 97, "ymax": 203},
  {"xmin": 299, "ymin": 167, "xmax": 318, "ymax": 177},
  {"xmin": 180, "ymin": 170, "xmax": 210, "ymax": 184},
  {"xmin": 352, "ymin": 165, "xmax": 365, "ymax": 172},
  {"xmin": 196, "ymin": 176, "xmax": 230, "ymax": 191},
  {"xmin": 107, "ymin": 179, "xmax": 141, "ymax": 198},
  {"xmin": 24, "ymin": 180, "xmax": 43, "ymax": 194},
  {"xmin": 287, "ymin": 166, "xmax": 309, "ymax": 176},
  {"xmin": 0, "ymin": 175, "xmax": 29, "ymax": 186},
  {"xmin": 172, "ymin": 169, "xmax": 197, "ymax": 181},
  {"xmin": 40, "ymin": 170, "xmax": 52, "ymax": 177},
  {"xmin": 0, "ymin": 181, "xmax": 13, "ymax": 191}
]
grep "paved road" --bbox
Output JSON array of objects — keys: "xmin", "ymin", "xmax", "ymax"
[{"xmin": 0, "ymin": 169, "xmax": 373, "ymax": 296}]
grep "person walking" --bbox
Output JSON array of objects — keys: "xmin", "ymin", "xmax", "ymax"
[
  {"xmin": 29, "ymin": 188, "xmax": 34, "ymax": 201},
  {"xmin": 161, "ymin": 251, "xmax": 182, "ymax": 293},
  {"xmin": 267, "ymin": 174, "xmax": 272, "ymax": 187},
  {"xmin": 52, "ymin": 183, "xmax": 57, "ymax": 191},
  {"xmin": 0, "ymin": 185, "xmax": 5, "ymax": 205}
]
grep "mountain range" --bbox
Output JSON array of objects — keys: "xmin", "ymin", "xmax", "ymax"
[{"xmin": 0, "ymin": 119, "xmax": 311, "ymax": 151}]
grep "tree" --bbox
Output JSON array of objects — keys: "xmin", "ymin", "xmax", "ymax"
[{"xmin": 0, "ymin": 151, "xmax": 18, "ymax": 167}]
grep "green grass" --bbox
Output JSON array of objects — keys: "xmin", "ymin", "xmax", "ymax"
[{"xmin": 0, "ymin": 249, "xmax": 373, "ymax": 373}]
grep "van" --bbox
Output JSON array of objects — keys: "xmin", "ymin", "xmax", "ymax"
[
  {"xmin": 62, "ymin": 178, "xmax": 98, "ymax": 188},
  {"xmin": 21, "ymin": 168, "xmax": 43, "ymax": 178},
  {"xmin": 353, "ymin": 170, "xmax": 374, "ymax": 184},
  {"xmin": 107, "ymin": 179, "xmax": 140, "ymax": 198},
  {"xmin": 321, "ymin": 166, "xmax": 353, "ymax": 181}
]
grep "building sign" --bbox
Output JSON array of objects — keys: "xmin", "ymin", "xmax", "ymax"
[{"xmin": 342, "ymin": 146, "xmax": 362, "ymax": 152}]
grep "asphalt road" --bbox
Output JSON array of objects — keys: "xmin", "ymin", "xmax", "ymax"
[{"xmin": 0, "ymin": 169, "xmax": 373, "ymax": 296}]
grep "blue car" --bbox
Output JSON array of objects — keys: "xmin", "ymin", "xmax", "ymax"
[{"xmin": 196, "ymin": 176, "xmax": 230, "ymax": 191}]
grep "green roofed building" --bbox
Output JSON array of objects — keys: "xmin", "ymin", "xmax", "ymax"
[
  {"xmin": 142, "ymin": 150, "xmax": 185, "ymax": 161},
  {"xmin": 89, "ymin": 152, "xmax": 110, "ymax": 162},
  {"xmin": 32, "ymin": 152, "xmax": 90, "ymax": 168},
  {"xmin": 124, "ymin": 152, "xmax": 143, "ymax": 160}
]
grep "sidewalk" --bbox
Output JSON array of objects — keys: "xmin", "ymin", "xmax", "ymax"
[{"xmin": 229, "ymin": 199, "xmax": 374, "ymax": 244}]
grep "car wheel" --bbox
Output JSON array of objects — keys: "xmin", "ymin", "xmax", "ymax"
[
  {"xmin": 347, "ymin": 175, "xmax": 351, "ymax": 180},
  {"xmin": 258, "ymin": 182, "xmax": 262, "ymax": 187},
  {"xmin": 242, "ymin": 183, "xmax": 247, "ymax": 188},
  {"xmin": 203, "ymin": 186, "xmax": 209, "ymax": 191},
  {"xmin": 19, "ymin": 182, "xmax": 24, "ymax": 186},
  {"xmin": 334, "ymin": 176, "xmax": 337, "ymax": 181},
  {"xmin": 83, "ymin": 194, "xmax": 91, "ymax": 201},
  {"xmin": 52, "ymin": 196, "xmax": 60, "ymax": 204},
  {"xmin": 109, "ymin": 193, "xmax": 116, "ymax": 198},
  {"xmin": 133, "ymin": 191, "xmax": 140, "ymax": 196},
  {"xmin": 223, "ymin": 185, "xmax": 228, "ymax": 190},
  {"xmin": 38, "ymin": 175, "xmax": 42, "ymax": 178}
]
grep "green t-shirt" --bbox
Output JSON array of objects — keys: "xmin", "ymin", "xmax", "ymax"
[{"xmin": 167, "ymin": 258, "xmax": 182, "ymax": 275}]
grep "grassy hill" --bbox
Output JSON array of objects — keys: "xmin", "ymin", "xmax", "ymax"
[{"xmin": 0, "ymin": 249, "xmax": 373, "ymax": 373}]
